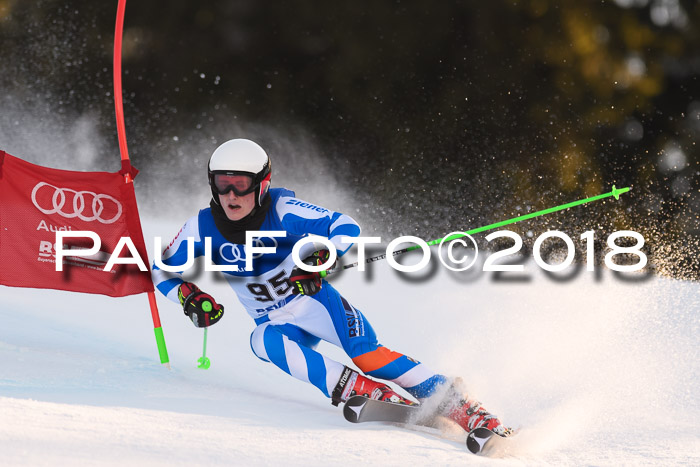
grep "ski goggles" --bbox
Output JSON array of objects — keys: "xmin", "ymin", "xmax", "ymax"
[{"xmin": 211, "ymin": 173, "xmax": 257, "ymax": 197}]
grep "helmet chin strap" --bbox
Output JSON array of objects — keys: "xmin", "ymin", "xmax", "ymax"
[{"xmin": 242, "ymin": 205, "xmax": 258, "ymax": 220}]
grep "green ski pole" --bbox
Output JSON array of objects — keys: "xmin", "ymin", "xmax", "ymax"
[
  {"xmin": 197, "ymin": 301, "xmax": 212, "ymax": 369},
  {"xmin": 337, "ymin": 185, "xmax": 631, "ymax": 271}
]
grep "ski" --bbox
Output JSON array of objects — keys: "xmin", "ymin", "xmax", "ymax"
[
  {"xmin": 343, "ymin": 395, "xmax": 424, "ymax": 424},
  {"xmin": 343, "ymin": 396, "xmax": 513, "ymax": 456}
]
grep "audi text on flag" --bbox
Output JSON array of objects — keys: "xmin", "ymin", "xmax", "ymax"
[{"xmin": 0, "ymin": 151, "xmax": 153, "ymax": 297}]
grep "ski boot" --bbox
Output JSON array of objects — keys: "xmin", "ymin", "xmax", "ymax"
[
  {"xmin": 331, "ymin": 366, "xmax": 416, "ymax": 406},
  {"xmin": 432, "ymin": 378, "xmax": 512, "ymax": 437}
]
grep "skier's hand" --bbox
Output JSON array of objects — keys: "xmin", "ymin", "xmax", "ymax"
[
  {"xmin": 178, "ymin": 282, "xmax": 224, "ymax": 327},
  {"xmin": 289, "ymin": 249, "xmax": 335, "ymax": 296}
]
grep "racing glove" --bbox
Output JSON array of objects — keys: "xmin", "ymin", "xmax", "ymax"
[
  {"xmin": 178, "ymin": 282, "xmax": 224, "ymax": 327},
  {"xmin": 289, "ymin": 249, "xmax": 336, "ymax": 296}
]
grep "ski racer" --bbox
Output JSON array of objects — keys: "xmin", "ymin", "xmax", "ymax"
[{"xmin": 152, "ymin": 138, "xmax": 511, "ymax": 436}]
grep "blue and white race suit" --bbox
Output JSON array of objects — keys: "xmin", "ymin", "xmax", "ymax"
[{"xmin": 153, "ymin": 188, "xmax": 445, "ymax": 398}]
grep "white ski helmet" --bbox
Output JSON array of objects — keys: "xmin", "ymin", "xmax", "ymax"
[{"xmin": 208, "ymin": 139, "xmax": 271, "ymax": 208}]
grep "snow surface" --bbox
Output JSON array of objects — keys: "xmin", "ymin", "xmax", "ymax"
[{"xmin": 1, "ymin": 218, "xmax": 699, "ymax": 466}]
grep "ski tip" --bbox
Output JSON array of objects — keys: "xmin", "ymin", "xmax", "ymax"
[
  {"xmin": 466, "ymin": 427, "xmax": 514, "ymax": 456},
  {"xmin": 343, "ymin": 396, "xmax": 368, "ymax": 423},
  {"xmin": 466, "ymin": 427, "xmax": 494, "ymax": 454}
]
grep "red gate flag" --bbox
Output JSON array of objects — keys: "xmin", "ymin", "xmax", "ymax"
[{"xmin": 0, "ymin": 151, "xmax": 154, "ymax": 297}]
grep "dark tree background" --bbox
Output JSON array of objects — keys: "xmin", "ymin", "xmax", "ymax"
[{"xmin": 1, "ymin": 0, "xmax": 698, "ymax": 278}]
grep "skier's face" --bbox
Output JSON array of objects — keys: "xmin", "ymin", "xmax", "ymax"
[{"xmin": 219, "ymin": 189, "xmax": 255, "ymax": 221}]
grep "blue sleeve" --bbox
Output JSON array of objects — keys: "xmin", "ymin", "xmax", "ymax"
[
  {"xmin": 275, "ymin": 195, "xmax": 361, "ymax": 256},
  {"xmin": 151, "ymin": 214, "xmax": 204, "ymax": 303}
]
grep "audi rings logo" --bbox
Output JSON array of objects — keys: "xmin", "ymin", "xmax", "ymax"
[
  {"xmin": 31, "ymin": 182, "xmax": 123, "ymax": 224},
  {"xmin": 220, "ymin": 238, "xmax": 279, "ymax": 263}
]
